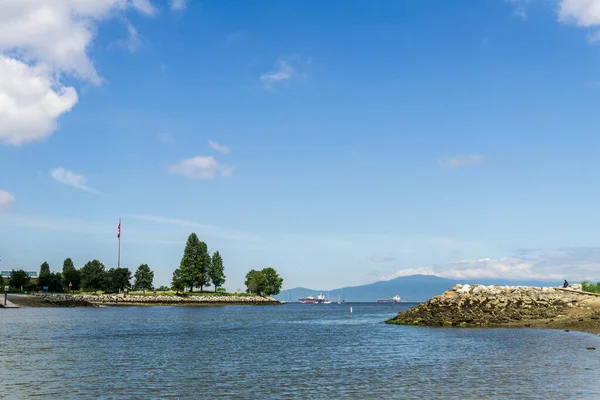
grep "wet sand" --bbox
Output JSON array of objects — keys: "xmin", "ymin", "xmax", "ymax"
[
  {"xmin": 502, "ymin": 296, "xmax": 600, "ymax": 335},
  {"xmin": 5, "ymin": 294, "xmax": 54, "ymax": 308}
]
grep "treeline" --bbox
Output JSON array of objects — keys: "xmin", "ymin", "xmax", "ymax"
[
  {"xmin": 4, "ymin": 232, "xmax": 284, "ymax": 296},
  {"xmin": 5, "ymin": 259, "xmax": 154, "ymax": 293}
]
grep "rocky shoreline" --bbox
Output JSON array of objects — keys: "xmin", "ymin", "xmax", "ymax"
[
  {"xmin": 386, "ymin": 284, "xmax": 600, "ymax": 334},
  {"xmin": 36, "ymin": 293, "xmax": 280, "ymax": 307}
]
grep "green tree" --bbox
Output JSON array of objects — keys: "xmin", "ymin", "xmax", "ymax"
[
  {"xmin": 261, "ymin": 267, "xmax": 283, "ymax": 296},
  {"xmin": 9, "ymin": 269, "xmax": 30, "ymax": 290},
  {"xmin": 197, "ymin": 241, "xmax": 212, "ymax": 292},
  {"xmin": 180, "ymin": 233, "xmax": 201, "ymax": 292},
  {"xmin": 37, "ymin": 261, "xmax": 51, "ymax": 289},
  {"xmin": 171, "ymin": 268, "xmax": 185, "ymax": 294},
  {"xmin": 209, "ymin": 251, "xmax": 226, "ymax": 292},
  {"xmin": 39, "ymin": 261, "xmax": 50, "ymax": 275},
  {"xmin": 245, "ymin": 269, "xmax": 266, "ymax": 295},
  {"xmin": 80, "ymin": 260, "xmax": 106, "ymax": 292},
  {"xmin": 104, "ymin": 267, "xmax": 132, "ymax": 293},
  {"xmin": 62, "ymin": 258, "xmax": 81, "ymax": 290},
  {"xmin": 133, "ymin": 264, "xmax": 154, "ymax": 293},
  {"xmin": 49, "ymin": 272, "xmax": 63, "ymax": 292}
]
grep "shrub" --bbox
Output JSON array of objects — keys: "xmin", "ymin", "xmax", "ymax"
[{"xmin": 581, "ymin": 280, "xmax": 600, "ymax": 293}]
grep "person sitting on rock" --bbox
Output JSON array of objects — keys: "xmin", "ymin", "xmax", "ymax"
[{"xmin": 563, "ymin": 280, "xmax": 569, "ymax": 288}]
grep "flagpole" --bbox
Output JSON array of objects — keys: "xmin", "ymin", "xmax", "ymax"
[{"xmin": 118, "ymin": 218, "xmax": 121, "ymax": 269}]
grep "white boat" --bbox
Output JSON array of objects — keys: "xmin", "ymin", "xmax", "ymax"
[{"xmin": 376, "ymin": 295, "xmax": 401, "ymax": 304}]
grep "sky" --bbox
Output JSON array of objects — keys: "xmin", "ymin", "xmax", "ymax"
[{"xmin": 2, "ymin": 0, "xmax": 600, "ymax": 291}]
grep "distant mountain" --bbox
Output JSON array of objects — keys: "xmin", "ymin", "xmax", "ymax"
[{"xmin": 275, "ymin": 274, "xmax": 563, "ymax": 303}]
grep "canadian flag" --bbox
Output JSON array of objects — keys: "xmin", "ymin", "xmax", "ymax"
[{"xmin": 117, "ymin": 220, "xmax": 121, "ymax": 239}]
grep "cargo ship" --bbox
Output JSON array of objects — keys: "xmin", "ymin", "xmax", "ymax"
[
  {"xmin": 299, "ymin": 293, "xmax": 329, "ymax": 304},
  {"xmin": 376, "ymin": 295, "xmax": 401, "ymax": 304}
]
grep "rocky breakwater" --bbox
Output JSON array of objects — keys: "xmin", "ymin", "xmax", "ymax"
[
  {"xmin": 37, "ymin": 293, "xmax": 280, "ymax": 307},
  {"xmin": 385, "ymin": 283, "xmax": 600, "ymax": 329}
]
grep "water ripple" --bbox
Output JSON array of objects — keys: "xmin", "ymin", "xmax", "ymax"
[{"xmin": 1, "ymin": 304, "xmax": 599, "ymax": 399}]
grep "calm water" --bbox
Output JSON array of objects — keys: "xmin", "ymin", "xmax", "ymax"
[{"xmin": 1, "ymin": 303, "xmax": 600, "ymax": 399}]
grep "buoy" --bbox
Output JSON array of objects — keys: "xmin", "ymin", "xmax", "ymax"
[{"xmin": 350, "ymin": 307, "xmax": 353, "ymax": 313}]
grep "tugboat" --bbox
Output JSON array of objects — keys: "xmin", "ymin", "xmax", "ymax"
[{"xmin": 376, "ymin": 295, "xmax": 401, "ymax": 304}]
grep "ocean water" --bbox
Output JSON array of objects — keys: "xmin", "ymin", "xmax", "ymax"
[{"xmin": 1, "ymin": 303, "xmax": 599, "ymax": 399}]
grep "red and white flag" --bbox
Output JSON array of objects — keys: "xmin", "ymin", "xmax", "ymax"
[{"xmin": 117, "ymin": 220, "xmax": 121, "ymax": 239}]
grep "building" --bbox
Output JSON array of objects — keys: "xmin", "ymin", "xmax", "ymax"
[{"xmin": 1, "ymin": 271, "xmax": 38, "ymax": 280}]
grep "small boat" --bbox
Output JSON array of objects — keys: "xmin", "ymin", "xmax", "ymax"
[{"xmin": 376, "ymin": 295, "xmax": 401, "ymax": 304}]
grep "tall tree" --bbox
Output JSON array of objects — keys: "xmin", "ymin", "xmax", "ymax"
[
  {"xmin": 133, "ymin": 264, "xmax": 154, "ymax": 293},
  {"xmin": 104, "ymin": 267, "xmax": 132, "ymax": 293},
  {"xmin": 180, "ymin": 233, "xmax": 201, "ymax": 292},
  {"xmin": 9, "ymin": 269, "xmax": 30, "ymax": 290},
  {"xmin": 261, "ymin": 267, "xmax": 284, "ymax": 296},
  {"xmin": 38, "ymin": 261, "xmax": 51, "ymax": 289},
  {"xmin": 171, "ymin": 268, "xmax": 185, "ymax": 294},
  {"xmin": 80, "ymin": 260, "xmax": 106, "ymax": 292},
  {"xmin": 62, "ymin": 258, "xmax": 81, "ymax": 290},
  {"xmin": 245, "ymin": 269, "xmax": 266, "ymax": 295},
  {"xmin": 197, "ymin": 241, "xmax": 212, "ymax": 292},
  {"xmin": 209, "ymin": 251, "xmax": 226, "ymax": 292},
  {"xmin": 49, "ymin": 272, "xmax": 63, "ymax": 292},
  {"xmin": 39, "ymin": 262, "xmax": 50, "ymax": 275}
]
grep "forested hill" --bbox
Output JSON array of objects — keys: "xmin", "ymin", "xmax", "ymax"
[{"xmin": 275, "ymin": 274, "xmax": 563, "ymax": 303}]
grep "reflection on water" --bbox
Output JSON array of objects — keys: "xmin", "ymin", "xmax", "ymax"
[{"xmin": 1, "ymin": 303, "xmax": 599, "ymax": 399}]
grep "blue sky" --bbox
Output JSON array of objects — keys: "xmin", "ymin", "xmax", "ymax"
[{"xmin": 2, "ymin": 0, "xmax": 600, "ymax": 290}]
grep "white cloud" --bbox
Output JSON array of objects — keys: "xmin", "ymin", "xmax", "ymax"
[
  {"xmin": 505, "ymin": 0, "xmax": 532, "ymax": 19},
  {"xmin": 0, "ymin": 190, "xmax": 15, "ymax": 211},
  {"xmin": 439, "ymin": 258, "xmax": 540, "ymax": 279},
  {"xmin": 170, "ymin": 0, "xmax": 188, "ymax": 11},
  {"xmin": 381, "ymin": 248, "xmax": 600, "ymax": 282},
  {"xmin": 208, "ymin": 140, "xmax": 230, "ymax": 154},
  {"xmin": 558, "ymin": 0, "xmax": 600, "ymax": 26},
  {"xmin": 0, "ymin": 55, "xmax": 78, "ymax": 145},
  {"xmin": 51, "ymin": 167, "xmax": 98, "ymax": 193},
  {"xmin": 132, "ymin": 0, "xmax": 158, "ymax": 16},
  {"xmin": 111, "ymin": 22, "xmax": 142, "ymax": 52},
  {"xmin": 168, "ymin": 156, "xmax": 234, "ymax": 179},
  {"xmin": 558, "ymin": 0, "xmax": 600, "ymax": 42},
  {"xmin": 260, "ymin": 59, "xmax": 297, "ymax": 90},
  {"xmin": 438, "ymin": 155, "xmax": 486, "ymax": 169},
  {"xmin": 0, "ymin": 0, "xmax": 154, "ymax": 145}
]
